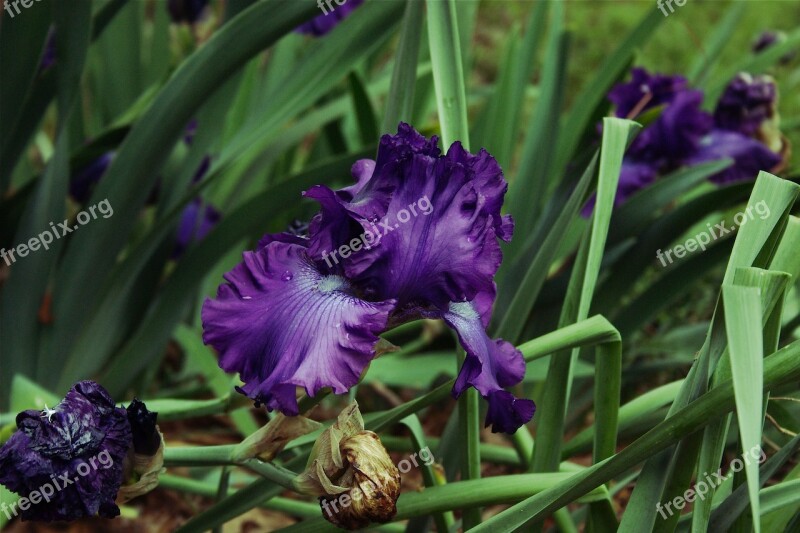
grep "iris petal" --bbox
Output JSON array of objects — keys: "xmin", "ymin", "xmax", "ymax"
[
  {"xmin": 686, "ymin": 129, "xmax": 782, "ymax": 184},
  {"xmin": 202, "ymin": 241, "xmax": 395, "ymax": 415},
  {"xmin": 444, "ymin": 301, "xmax": 535, "ymax": 433}
]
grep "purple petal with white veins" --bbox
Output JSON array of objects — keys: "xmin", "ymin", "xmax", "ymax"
[{"xmin": 202, "ymin": 241, "xmax": 395, "ymax": 415}]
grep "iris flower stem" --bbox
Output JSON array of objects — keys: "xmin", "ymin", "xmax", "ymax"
[{"xmin": 163, "ymin": 446, "xmax": 299, "ymax": 492}]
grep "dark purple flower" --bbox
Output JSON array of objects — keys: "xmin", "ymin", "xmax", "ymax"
[
  {"xmin": 70, "ymin": 152, "xmax": 115, "ymax": 204},
  {"xmin": 295, "ymin": 0, "xmax": 364, "ymax": 36},
  {"xmin": 126, "ymin": 399, "xmax": 160, "ymax": 456},
  {"xmin": 173, "ymin": 198, "xmax": 221, "ymax": 258},
  {"xmin": 0, "ymin": 381, "xmax": 131, "ymax": 521},
  {"xmin": 684, "ymin": 129, "xmax": 782, "ymax": 185},
  {"xmin": 203, "ymin": 123, "xmax": 534, "ymax": 432},
  {"xmin": 167, "ymin": 0, "xmax": 209, "ymax": 24},
  {"xmin": 713, "ymin": 73, "xmax": 777, "ymax": 137},
  {"xmin": 608, "ymin": 68, "xmax": 688, "ymax": 119},
  {"xmin": 629, "ymin": 89, "xmax": 713, "ymax": 162}
]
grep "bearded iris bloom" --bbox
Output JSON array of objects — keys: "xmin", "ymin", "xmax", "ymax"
[
  {"xmin": 202, "ymin": 123, "xmax": 534, "ymax": 434},
  {"xmin": 585, "ymin": 68, "xmax": 786, "ymax": 213}
]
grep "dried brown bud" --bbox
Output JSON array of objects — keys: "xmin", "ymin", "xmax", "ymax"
[{"xmin": 294, "ymin": 403, "xmax": 400, "ymax": 530}]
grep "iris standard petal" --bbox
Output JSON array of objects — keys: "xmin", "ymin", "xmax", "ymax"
[
  {"xmin": 713, "ymin": 73, "xmax": 777, "ymax": 136},
  {"xmin": 608, "ymin": 67, "xmax": 688, "ymax": 119}
]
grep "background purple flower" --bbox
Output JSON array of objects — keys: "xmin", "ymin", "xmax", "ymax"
[
  {"xmin": 686, "ymin": 130, "xmax": 782, "ymax": 185},
  {"xmin": 295, "ymin": 0, "xmax": 364, "ymax": 36},
  {"xmin": 0, "ymin": 381, "xmax": 131, "ymax": 521},
  {"xmin": 713, "ymin": 73, "xmax": 776, "ymax": 136},
  {"xmin": 608, "ymin": 68, "xmax": 687, "ymax": 119},
  {"xmin": 173, "ymin": 198, "xmax": 221, "ymax": 259}
]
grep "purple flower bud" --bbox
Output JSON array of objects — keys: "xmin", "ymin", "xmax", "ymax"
[
  {"xmin": 173, "ymin": 197, "xmax": 221, "ymax": 259},
  {"xmin": 126, "ymin": 399, "xmax": 160, "ymax": 457}
]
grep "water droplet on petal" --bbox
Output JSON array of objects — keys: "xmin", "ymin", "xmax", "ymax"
[{"xmin": 282, "ymin": 271, "xmax": 293, "ymax": 281}]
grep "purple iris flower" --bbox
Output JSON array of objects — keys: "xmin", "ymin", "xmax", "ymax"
[
  {"xmin": 70, "ymin": 152, "xmax": 115, "ymax": 204},
  {"xmin": 173, "ymin": 197, "xmax": 221, "ymax": 259},
  {"xmin": 685, "ymin": 130, "xmax": 782, "ymax": 185},
  {"xmin": 713, "ymin": 73, "xmax": 777, "ymax": 137},
  {"xmin": 608, "ymin": 68, "xmax": 688, "ymax": 119},
  {"xmin": 167, "ymin": 0, "xmax": 209, "ymax": 24},
  {"xmin": 295, "ymin": 0, "xmax": 364, "ymax": 36},
  {"xmin": 0, "ymin": 381, "xmax": 131, "ymax": 521},
  {"xmin": 202, "ymin": 123, "xmax": 534, "ymax": 433},
  {"xmin": 628, "ymin": 89, "xmax": 713, "ymax": 162}
]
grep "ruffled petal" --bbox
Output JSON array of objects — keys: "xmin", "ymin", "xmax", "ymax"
[
  {"xmin": 713, "ymin": 73, "xmax": 777, "ymax": 136},
  {"xmin": 0, "ymin": 381, "xmax": 130, "ymax": 521},
  {"xmin": 444, "ymin": 301, "xmax": 534, "ymax": 433},
  {"xmin": 629, "ymin": 90, "xmax": 713, "ymax": 161},
  {"xmin": 685, "ymin": 129, "xmax": 782, "ymax": 185},
  {"xmin": 202, "ymin": 241, "xmax": 395, "ymax": 415}
]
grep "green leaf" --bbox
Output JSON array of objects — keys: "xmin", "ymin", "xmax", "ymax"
[
  {"xmin": 722, "ymin": 285, "xmax": 764, "ymax": 533},
  {"xmin": 100, "ymin": 150, "xmax": 373, "ymax": 396},
  {"xmin": 381, "ymin": 0, "xmax": 425, "ymax": 132},
  {"xmin": 470, "ymin": 336, "xmax": 800, "ymax": 531},
  {"xmin": 530, "ymin": 118, "xmax": 634, "ymax": 477},
  {"xmin": 506, "ymin": 2, "xmax": 567, "ymax": 236},
  {"xmin": 425, "ymin": 0, "xmax": 469, "ymax": 148},
  {"xmin": 48, "ymin": 0, "xmax": 323, "ymax": 370}
]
